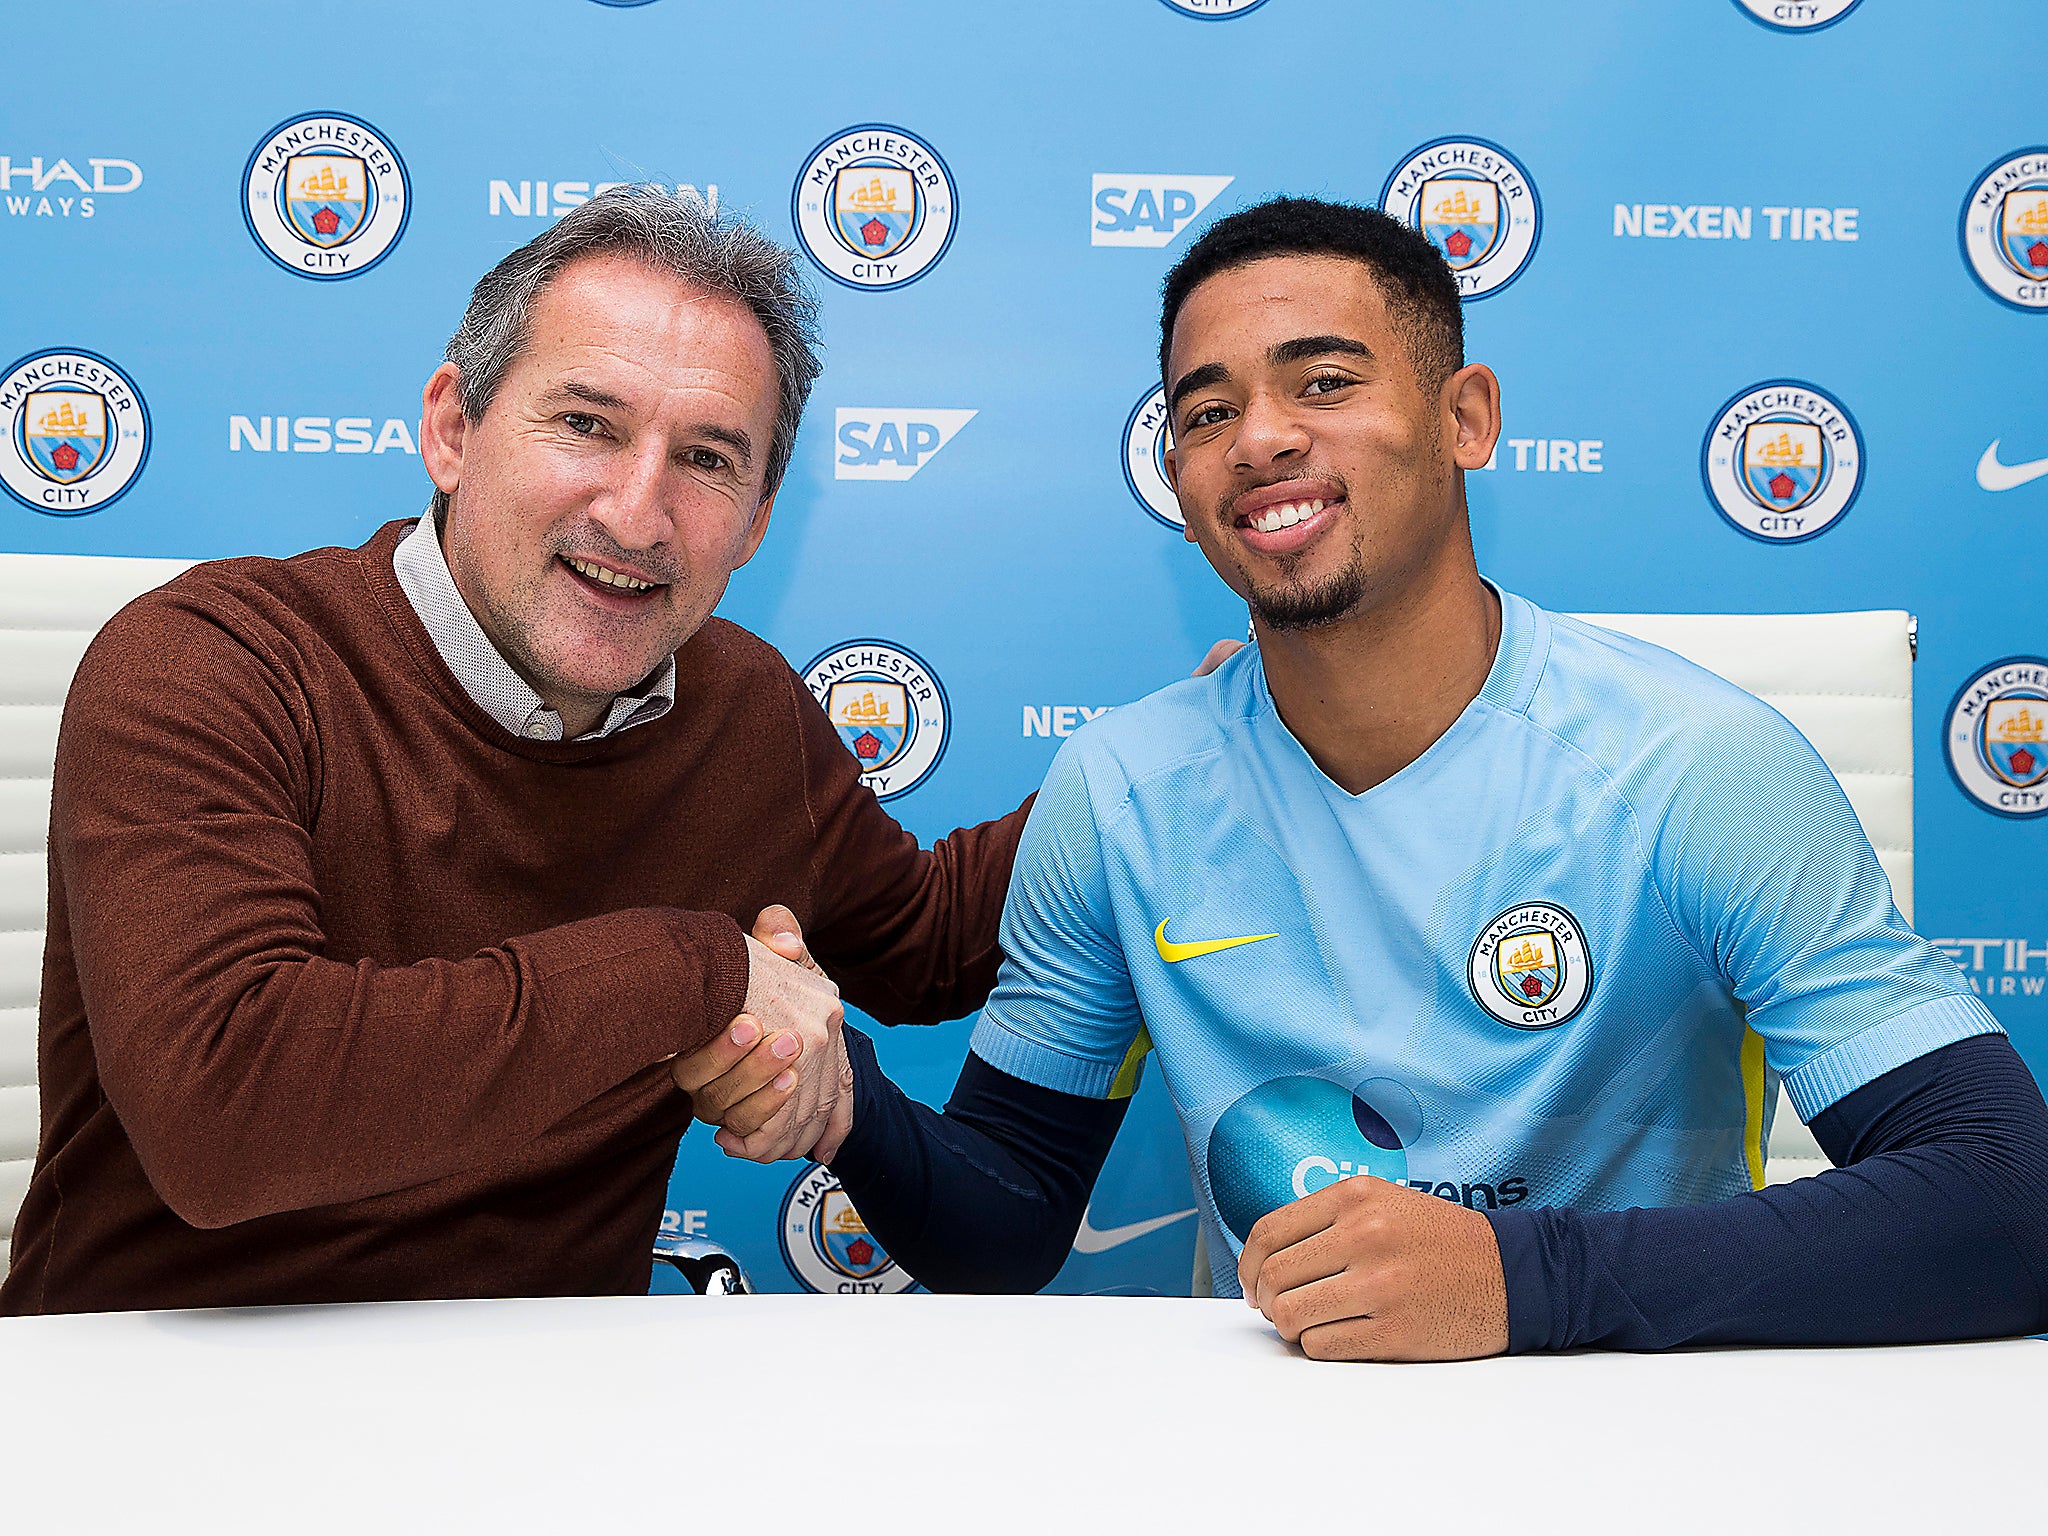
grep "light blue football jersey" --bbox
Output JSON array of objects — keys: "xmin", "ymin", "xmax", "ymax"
[{"xmin": 970, "ymin": 588, "xmax": 2002, "ymax": 1297}]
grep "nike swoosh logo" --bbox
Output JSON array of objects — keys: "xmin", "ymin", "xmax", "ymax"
[
  {"xmin": 1977, "ymin": 440, "xmax": 2048, "ymax": 493},
  {"xmin": 1071, "ymin": 1203, "xmax": 1197, "ymax": 1254},
  {"xmin": 1154, "ymin": 918, "xmax": 1279, "ymax": 963}
]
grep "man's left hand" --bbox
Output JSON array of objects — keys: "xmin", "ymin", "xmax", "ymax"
[{"xmin": 1236, "ymin": 1175, "xmax": 1510, "ymax": 1361}]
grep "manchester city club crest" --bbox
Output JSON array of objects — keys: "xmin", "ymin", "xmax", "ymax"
[
  {"xmin": 1, "ymin": 350, "xmax": 150, "ymax": 517},
  {"xmin": 1381, "ymin": 138, "xmax": 1540, "ymax": 300},
  {"xmin": 801, "ymin": 639, "xmax": 950, "ymax": 800},
  {"xmin": 1945, "ymin": 658, "xmax": 2048, "ymax": 819},
  {"xmin": 1960, "ymin": 149, "xmax": 2048, "ymax": 313},
  {"xmin": 1157, "ymin": 0, "xmax": 1272, "ymax": 16},
  {"xmin": 1728, "ymin": 0, "xmax": 1864, "ymax": 31},
  {"xmin": 1467, "ymin": 902, "xmax": 1593, "ymax": 1029},
  {"xmin": 242, "ymin": 112, "xmax": 410, "ymax": 280},
  {"xmin": 778, "ymin": 1163, "xmax": 919, "ymax": 1293},
  {"xmin": 1700, "ymin": 380, "xmax": 1863, "ymax": 543},
  {"xmin": 1122, "ymin": 384, "xmax": 1184, "ymax": 530},
  {"xmin": 792, "ymin": 125, "xmax": 956, "ymax": 292}
]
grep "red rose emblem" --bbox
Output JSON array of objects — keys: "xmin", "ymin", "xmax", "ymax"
[
  {"xmin": 1520, "ymin": 975, "xmax": 1546, "ymax": 998},
  {"xmin": 1444, "ymin": 230, "xmax": 1473, "ymax": 259},
  {"xmin": 853, "ymin": 730, "xmax": 882, "ymax": 761},
  {"xmin": 1768, "ymin": 472, "xmax": 1797, "ymax": 502},
  {"xmin": 50, "ymin": 442, "xmax": 80, "ymax": 472},
  {"xmin": 845, "ymin": 1238, "xmax": 874, "ymax": 1267},
  {"xmin": 312, "ymin": 206, "xmax": 341, "ymax": 237},
  {"xmin": 2011, "ymin": 747, "xmax": 2038, "ymax": 779},
  {"xmin": 861, "ymin": 217, "xmax": 888, "ymax": 248},
  {"xmin": 2030, "ymin": 241, "xmax": 2048, "ymax": 270}
]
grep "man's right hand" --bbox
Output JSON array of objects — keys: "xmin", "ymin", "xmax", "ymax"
[{"xmin": 670, "ymin": 907, "xmax": 854, "ymax": 1163}]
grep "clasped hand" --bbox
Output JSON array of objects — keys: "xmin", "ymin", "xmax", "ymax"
[{"xmin": 669, "ymin": 906, "xmax": 854, "ymax": 1164}]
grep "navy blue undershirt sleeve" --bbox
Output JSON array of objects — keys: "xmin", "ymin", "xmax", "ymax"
[
  {"xmin": 828, "ymin": 1027, "xmax": 1126, "ymax": 1293},
  {"xmin": 1486, "ymin": 1033, "xmax": 2048, "ymax": 1351}
]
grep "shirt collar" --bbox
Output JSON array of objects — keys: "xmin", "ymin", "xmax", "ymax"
[{"xmin": 391, "ymin": 514, "xmax": 676, "ymax": 743}]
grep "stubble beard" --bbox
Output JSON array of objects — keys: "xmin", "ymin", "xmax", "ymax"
[{"xmin": 1241, "ymin": 544, "xmax": 1370, "ymax": 632}]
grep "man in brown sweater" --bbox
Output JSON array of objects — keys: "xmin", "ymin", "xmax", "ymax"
[{"xmin": 0, "ymin": 188, "xmax": 1024, "ymax": 1314}]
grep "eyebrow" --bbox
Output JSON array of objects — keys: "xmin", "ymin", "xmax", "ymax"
[
  {"xmin": 1167, "ymin": 334, "xmax": 1377, "ymax": 414},
  {"xmin": 542, "ymin": 381, "xmax": 754, "ymax": 466}
]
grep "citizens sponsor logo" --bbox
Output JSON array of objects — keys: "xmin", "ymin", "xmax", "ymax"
[
  {"xmin": 1467, "ymin": 902, "xmax": 1593, "ymax": 1029},
  {"xmin": 1479, "ymin": 436, "xmax": 1603, "ymax": 474},
  {"xmin": 243, "ymin": 112, "xmax": 409, "ymax": 280},
  {"xmin": 1091, "ymin": 174, "xmax": 1233, "ymax": 247},
  {"xmin": 1, "ymin": 154, "xmax": 142, "ymax": 219},
  {"xmin": 1701, "ymin": 379, "xmax": 1863, "ymax": 543},
  {"xmin": 779, "ymin": 1163, "xmax": 918, "ymax": 1294},
  {"xmin": 1960, "ymin": 148, "xmax": 2048, "ymax": 313},
  {"xmin": 1157, "ymin": 0, "xmax": 1271, "ymax": 16},
  {"xmin": 1382, "ymin": 137, "xmax": 1541, "ymax": 300},
  {"xmin": 1729, "ymin": 0, "xmax": 1864, "ymax": 32},
  {"xmin": 1944, "ymin": 657, "xmax": 2048, "ymax": 819},
  {"xmin": 1932, "ymin": 938, "xmax": 2048, "ymax": 1002},
  {"xmin": 802, "ymin": 639, "xmax": 949, "ymax": 800},
  {"xmin": 792, "ymin": 125, "xmax": 956, "ymax": 291},
  {"xmin": 1612, "ymin": 204, "xmax": 1858, "ymax": 242},
  {"xmin": 227, "ymin": 413, "xmax": 419, "ymax": 455},
  {"xmin": 1122, "ymin": 384, "xmax": 1182, "ymax": 529},
  {"xmin": 487, "ymin": 179, "xmax": 715, "ymax": 218},
  {"xmin": 1, "ymin": 349, "xmax": 150, "ymax": 517},
  {"xmin": 1023, "ymin": 703, "xmax": 1113, "ymax": 738},
  {"xmin": 1206, "ymin": 1074, "xmax": 1421, "ymax": 1242},
  {"xmin": 1978, "ymin": 440, "xmax": 2048, "ymax": 493},
  {"xmin": 834, "ymin": 408, "xmax": 976, "ymax": 480}
]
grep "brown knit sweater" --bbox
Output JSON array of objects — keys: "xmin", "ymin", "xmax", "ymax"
[{"xmin": 1, "ymin": 520, "xmax": 1026, "ymax": 1314}]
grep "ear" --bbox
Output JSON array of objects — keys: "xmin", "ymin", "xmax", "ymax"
[
  {"xmin": 1162, "ymin": 442, "xmax": 1199, "ymax": 544},
  {"xmin": 1446, "ymin": 363, "xmax": 1502, "ymax": 473},
  {"xmin": 733, "ymin": 488, "xmax": 777, "ymax": 569},
  {"xmin": 420, "ymin": 363, "xmax": 468, "ymax": 499}
]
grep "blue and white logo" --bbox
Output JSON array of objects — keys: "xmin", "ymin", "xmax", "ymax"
[
  {"xmin": 1, "ymin": 349, "xmax": 149, "ymax": 517},
  {"xmin": 1122, "ymin": 384, "xmax": 1183, "ymax": 529},
  {"xmin": 792, "ymin": 125, "xmax": 956, "ymax": 291},
  {"xmin": 1946, "ymin": 658, "xmax": 2048, "ymax": 819},
  {"xmin": 1960, "ymin": 149, "xmax": 2048, "ymax": 313},
  {"xmin": 1156, "ymin": 0, "xmax": 1272, "ymax": 16},
  {"xmin": 778, "ymin": 1163, "xmax": 919, "ymax": 1293},
  {"xmin": 834, "ymin": 408, "xmax": 977, "ymax": 481},
  {"xmin": 802, "ymin": 639, "xmax": 949, "ymax": 800},
  {"xmin": 1729, "ymin": 0, "xmax": 1864, "ymax": 32},
  {"xmin": 1382, "ymin": 138, "xmax": 1541, "ymax": 300},
  {"xmin": 1091, "ymin": 174, "xmax": 1233, "ymax": 248},
  {"xmin": 1467, "ymin": 902, "xmax": 1592, "ymax": 1029},
  {"xmin": 1206, "ymin": 1075, "xmax": 1422, "ymax": 1243},
  {"xmin": 1701, "ymin": 380, "xmax": 1863, "ymax": 543},
  {"xmin": 242, "ymin": 113, "xmax": 409, "ymax": 280}
]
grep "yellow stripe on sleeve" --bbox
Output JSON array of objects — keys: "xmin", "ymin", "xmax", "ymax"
[
  {"xmin": 1108, "ymin": 1025, "xmax": 1153, "ymax": 1101},
  {"xmin": 1740, "ymin": 1025, "xmax": 1769, "ymax": 1191}
]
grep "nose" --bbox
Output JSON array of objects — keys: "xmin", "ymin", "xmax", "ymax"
[
  {"xmin": 587, "ymin": 435, "xmax": 674, "ymax": 552},
  {"xmin": 1229, "ymin": 387, "xmax": 1311, "ymax": 475}
]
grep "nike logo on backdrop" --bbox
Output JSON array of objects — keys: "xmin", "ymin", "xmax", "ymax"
[
  {"xmin": 1977, "ymin": 441, "xmax": 2048, "ymax": 492},
  {"xmin": 1154, "ymin": 919, "xmax": 1278, "ymax": 963},
  {"xmin": 1071, "ymin": 1203, "xmax": 1197, "ymax": 1254}
]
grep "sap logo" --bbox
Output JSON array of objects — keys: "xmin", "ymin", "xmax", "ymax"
[
  {"xmin": 834, "ymin": 408, "xmax": 976, "ymax": 481},
  {"xmin": 1091, "ymin": 174, "xmax": 1233, "ymax": 248},
  {"xmin": 1480, "ymin": 438, "xmax": 1604, "ymax": 473},
  {"xmin": 488, "ymin": 179, "xmax": 717, "ymax": 217},
  {"xmin": 1, "ymin": 155, "xmax": 142, "ymax": 218},
  {"xmin": 228, "ymin": 416, "xmax": 419, "ymax": 455},
  {"xmin": 658, "ymin": 1209, "xmax": 709, "ymax": 1237},
  {"xmin": 1933, "ymin": 939, "xmax": 2048, "ymax": 998},
  {"xmin": 1612, "ymin": 205, "xmax": 1858, "ymax": 241},
  {"xmin": 1022, "ymin": 705, "xmax": 1113, "ymax": 738}
]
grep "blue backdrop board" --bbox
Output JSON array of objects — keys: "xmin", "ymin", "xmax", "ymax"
[{"xmin": 4, "ymin": 0, "xmax": 2043, "ymax": 1297}]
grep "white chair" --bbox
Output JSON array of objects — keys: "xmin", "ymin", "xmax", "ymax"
[{"xmin": 0, "ymin": 553, "xmax": 193, "ymax": 1274}]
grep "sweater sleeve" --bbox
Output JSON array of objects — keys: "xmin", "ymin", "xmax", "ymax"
[
  {"xmin": 790, "ymin": 669, "xmax": 1031, "ymax": 1025},
  {"xmin": 52, "ymin": 593, "xmax": 750, "ymax": 1230}
]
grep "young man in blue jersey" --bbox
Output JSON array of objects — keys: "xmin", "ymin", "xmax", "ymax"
[{"xmin": 681, "ymin": 196, "xmax": 2048, "ymax": 1357}]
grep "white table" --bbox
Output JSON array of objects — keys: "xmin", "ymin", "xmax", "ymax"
[{"xmin": 1, "ymin": 1295, "xmax": 2037, "ymax": 1533}]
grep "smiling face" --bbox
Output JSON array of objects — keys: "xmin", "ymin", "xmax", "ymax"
[
  {"xmin": 421, "ymin": 253, "xmax": 782, "ymax": 730},
  {"xmin": 1163, "ymin": 254, "xmax": 1489, "ymax": 632}
]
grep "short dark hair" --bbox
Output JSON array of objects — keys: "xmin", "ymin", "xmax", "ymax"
[{"xmin": 1158, "ymin": 196, "xmax": 1464, "ymax": 396}]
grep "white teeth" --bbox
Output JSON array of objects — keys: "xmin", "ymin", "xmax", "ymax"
[
  {"xmin": 566, "ymin": 556, "xmax": 655, "ymax": 592},
  {"xmin": 1248, "ymin": 498, "xmax": 1326, "ymax": 534}
]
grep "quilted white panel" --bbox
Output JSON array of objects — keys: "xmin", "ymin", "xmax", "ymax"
[
  {"xmin": 0, "ymin": 552, "xmax": 192, "ymax": 1263},
  {"xmin": 1575, "ymin": 611, "xmax": 1916, "ymax": 1181}
]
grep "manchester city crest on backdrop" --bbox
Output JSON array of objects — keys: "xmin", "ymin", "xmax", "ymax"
[
  {"xmin": 1960, "ymin": 149, "xmax": 2048, "ymax": 313},
  {"xmin": 1728, "ymin": 0, "xmax": 1864, "ymax": 31},
  {"xmin": 802, "ymin": 639, "xmax": 950, "ymax": 800},
  {"xmin": 0, "ymin": 349, "xmax": 150, "ymax": 517},
  {"xmin": 1381, "ymin": 138, "xmax": 1541, "ymax": 300},
  {"xmin": 1156, "ymin": 0, "xmax": 1272, "ymax": 16},
  {"xmin": 792, "ymin": 125, "xmax": 957, "ymax": 291},
  {"xmin": 1123, "ymin": 385, "xmax": 1183, "ymax": 530},
  {"xmin": 1946, "ymin": 658, "xmax": 2048, "ymax": 819},
  {"xmin": 242, "ymin": 114, "xmax": 410, "ymax": 281},
  {"xmin": 1700, "ymin": 380, "xmax": 1864, "ymax": 543},
  {"xmin": 779, "ymin": 1164, "xmax": 919, "ymax": 1293}
]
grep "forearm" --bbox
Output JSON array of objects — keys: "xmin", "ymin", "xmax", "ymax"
[
  {"xmin": 827, "ymin": 1029, "xmax": 1123, "ymax": 1292},
  {"xmin": 1488, "ymin": 1035, "xmax": 2048, "ymax": 1351}
]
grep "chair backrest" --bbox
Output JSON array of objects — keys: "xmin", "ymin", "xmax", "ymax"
[
  {"xmin": 1573, "ymin": 610, "xmax": 1915, "ymax": 1182},
  {"xmin": 0, "ymin": 552, "xmax": 194, "ymax": 1272}
]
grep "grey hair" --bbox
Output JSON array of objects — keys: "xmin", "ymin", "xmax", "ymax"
[{"xmin": 431, "ymin": 184, "xmax": 822, "ymax": 523}]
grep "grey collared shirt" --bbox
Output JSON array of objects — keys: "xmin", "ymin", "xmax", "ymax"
[{"xmin": 392, "ymin": 515, "xmax": 676, "ymax": 742}]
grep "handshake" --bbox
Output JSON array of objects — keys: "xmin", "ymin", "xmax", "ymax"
[{"xmin": 670, "ymin": 905, "xmax": 853, "ymax": 1164}]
